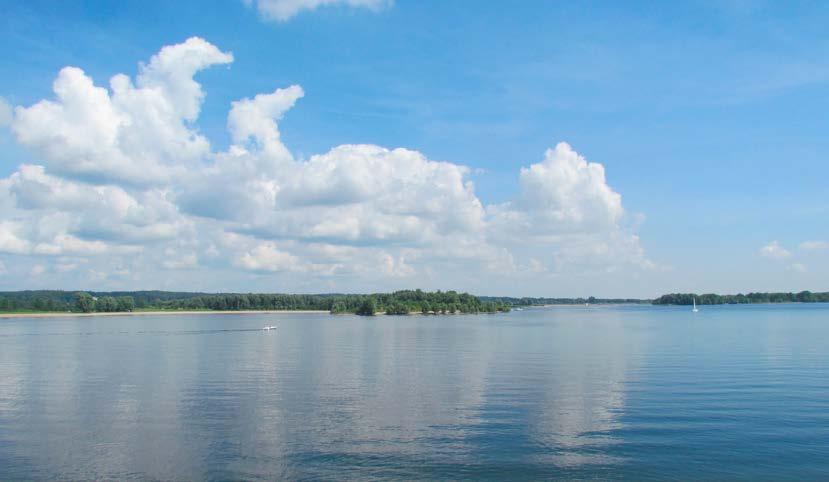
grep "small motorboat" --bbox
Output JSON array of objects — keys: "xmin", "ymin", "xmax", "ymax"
[{"xmin": 263, "ymin": 325, "xmax": 277, "ymax": 331}]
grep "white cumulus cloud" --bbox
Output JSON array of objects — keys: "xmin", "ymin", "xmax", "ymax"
[
  {"xmin": 0, "ymin": 221, "xmax": 32, "ymax": 254},
  {"xmin": 237, "ymin": 242, "xmax": 303, "ymax": 272},
  {"xmin": 11, "ymin": 37, "xmax": 231, "ymax": 186},
  {"xmin": 486, "ymin": 142, "xmax": 648, "ymax": 274},
  {"xmin": 0, "ymin": 38, "xmax": 652, "ymax": 293}
]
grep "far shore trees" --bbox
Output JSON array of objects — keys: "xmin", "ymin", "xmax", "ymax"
[
  {"xmin": 1, "ymin": 289, "xmax": 510, "ymax": 314},
  {"xmin": 1, "ymin": 289, "xmax": 828, "ymax": 313},
  {"xmin": 652, "ymin": 291, "xmax": 829, "ymax": 305}
]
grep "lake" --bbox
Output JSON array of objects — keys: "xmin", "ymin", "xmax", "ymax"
[{"xmin": 1, "ymin": 304, "xmax": 828, "ymax": 480}]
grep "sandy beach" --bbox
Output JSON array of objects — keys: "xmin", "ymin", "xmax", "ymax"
[{"xmin": 0, "ymin": 310, "xmax": 330, "ymax": 319}]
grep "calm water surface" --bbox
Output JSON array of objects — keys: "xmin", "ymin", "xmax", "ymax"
[{"xmin": 1, "ymin": 305, "xmax": 828, "ymax": 480}]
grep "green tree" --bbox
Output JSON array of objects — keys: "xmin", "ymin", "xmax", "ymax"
[
  {"xmin": 74, "ymin": 292, "xmax": 95, "ymax": 313},
  {"xmin": 356, "ymin": 297, "xmax": 376, "ymax": 316},
  {"xmin": 33, "ymin": 297, "xmax": 47, "ymax": 311},
  {"xmin": 116, "ymin": 296, "xmax": 135, "ymax": 312},
  {"xmin": 330, "ymin": 301, "xmax": 347, "ymax": 314},
  {"xmin": 385, "ymin": 302, "xmax": 408, "ymax": 315},
  {"xmin": 97, "ymin": 296, "xmax": 118, "ymax": 312},
  {"xmin": 796, "ymin": 291, "xmax": 815, "ymax": 302}
]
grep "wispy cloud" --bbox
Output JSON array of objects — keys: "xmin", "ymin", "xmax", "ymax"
[
  {"xmin": 0, "ymin": 96, "xmax": 12, "ymax": 127},
  {"xmin": 759, "ymin": 241, "xmax": 791, "ymax": 259},
  {"xmin": 243, "ymin": 0, "xmax": 390, "ymax": 22},
  {"xmin": 800, "ymin": 240, "xmax": 829, "ymax": 250},
  {"xmin": 788, "ymin": 263, "xmax": 807, "ymax": 273}
]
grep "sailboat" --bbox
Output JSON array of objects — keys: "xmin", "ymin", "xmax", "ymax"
[{"xmin": 692, "ymin": 298, "xmax": 699, "ymax": 312}]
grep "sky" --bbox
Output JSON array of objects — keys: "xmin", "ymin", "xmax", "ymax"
[{"xmin": 0, "ymin": 0, "xmax": 827, "ymax": 297}]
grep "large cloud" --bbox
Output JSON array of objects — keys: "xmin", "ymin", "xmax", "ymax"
[
  {"xmin": 180, "ymin": 86, "xmax": 486, "ymax": 248},
  {"xmin": 243, "ymin": 0, "xmax": 389, "ymax": 21},
  {"xmin": 6, "ymin": 165, "xmax": 184, "ymax": 244},
  {"xmin": 229, "ymin": 144, "xmax": 485, "ymax": 245},
  {"xmin": 486, "ymin": 142, "xmax": 649, "ymax": 274},
  {"xmin": 11, "ymin": 37, "xmax": 231, "ymax": 185},
  {"xmin": 488, "ymin": 142, "xmax": 624, "ymax": 238},
  {"xmin": 0, "ymin": 38, "xmax": 651, "ymax": 293}
]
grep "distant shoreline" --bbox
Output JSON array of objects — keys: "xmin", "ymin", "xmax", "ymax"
[{"xmin": 0, "ymin": 310, "xmax": 330, "ymax": 319}]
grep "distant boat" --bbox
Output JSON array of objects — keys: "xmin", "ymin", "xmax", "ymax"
[
  {"xmin": 692, "ymin": 298, "xmax": 699, "ymax": 313},
  {"xmin": 263, "ymin": 325, "xmax": 276, "ymax": 330}
]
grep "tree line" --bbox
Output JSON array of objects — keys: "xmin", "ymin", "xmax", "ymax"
[
  {"xmin": 0, "ymin": 290, "xmax": 209, "ymax": 312},
  {"xmin": 5, "ymin": 289, "xmax": 824, "ymax": 313},
  {"xmin": 156, "ymin": 289, "xmax": 509, "ymax": 315},
  {"xmin": 652, "ymin": 291, "xmax": 829, "ymax": 305},
  {"xmin": 0, "ymin": 289, "xmax": 509, "ymax": 315},
  {"xmin": 481, "ymin": 296, "xmax": 649, "ymax": 306}
]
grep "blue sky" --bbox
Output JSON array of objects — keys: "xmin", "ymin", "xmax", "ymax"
[{"xmin": 0, "ymin": 0, "xmax": 827, "ymax": 296}]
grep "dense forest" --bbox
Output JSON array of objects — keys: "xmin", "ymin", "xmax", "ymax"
[
  {"xmin": 481, "ymin": 296, "xmax": 649, "ymax": 306},
  {"xmin": 653, "ymin": 291, "xmax": 829, "ymax": 305},
  {"xmin": 0, "ymin": 289, "xmax": 510, "ymax": 315},
  {"xmin": 0, "ymin": 290, "xmax": 210, "ymax": 313},
  {"xmin": 153, "ymin": 289, "xmax": 509, "ymax": 315}
]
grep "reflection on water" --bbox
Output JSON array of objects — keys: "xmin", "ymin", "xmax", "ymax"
[
  {"xmin": 1, "ymin": 305, "xmax": 829, "ymax": 479},
  {"xmin": 529, "ymin": 315, "xmax": 631, "ymax": 468}
]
